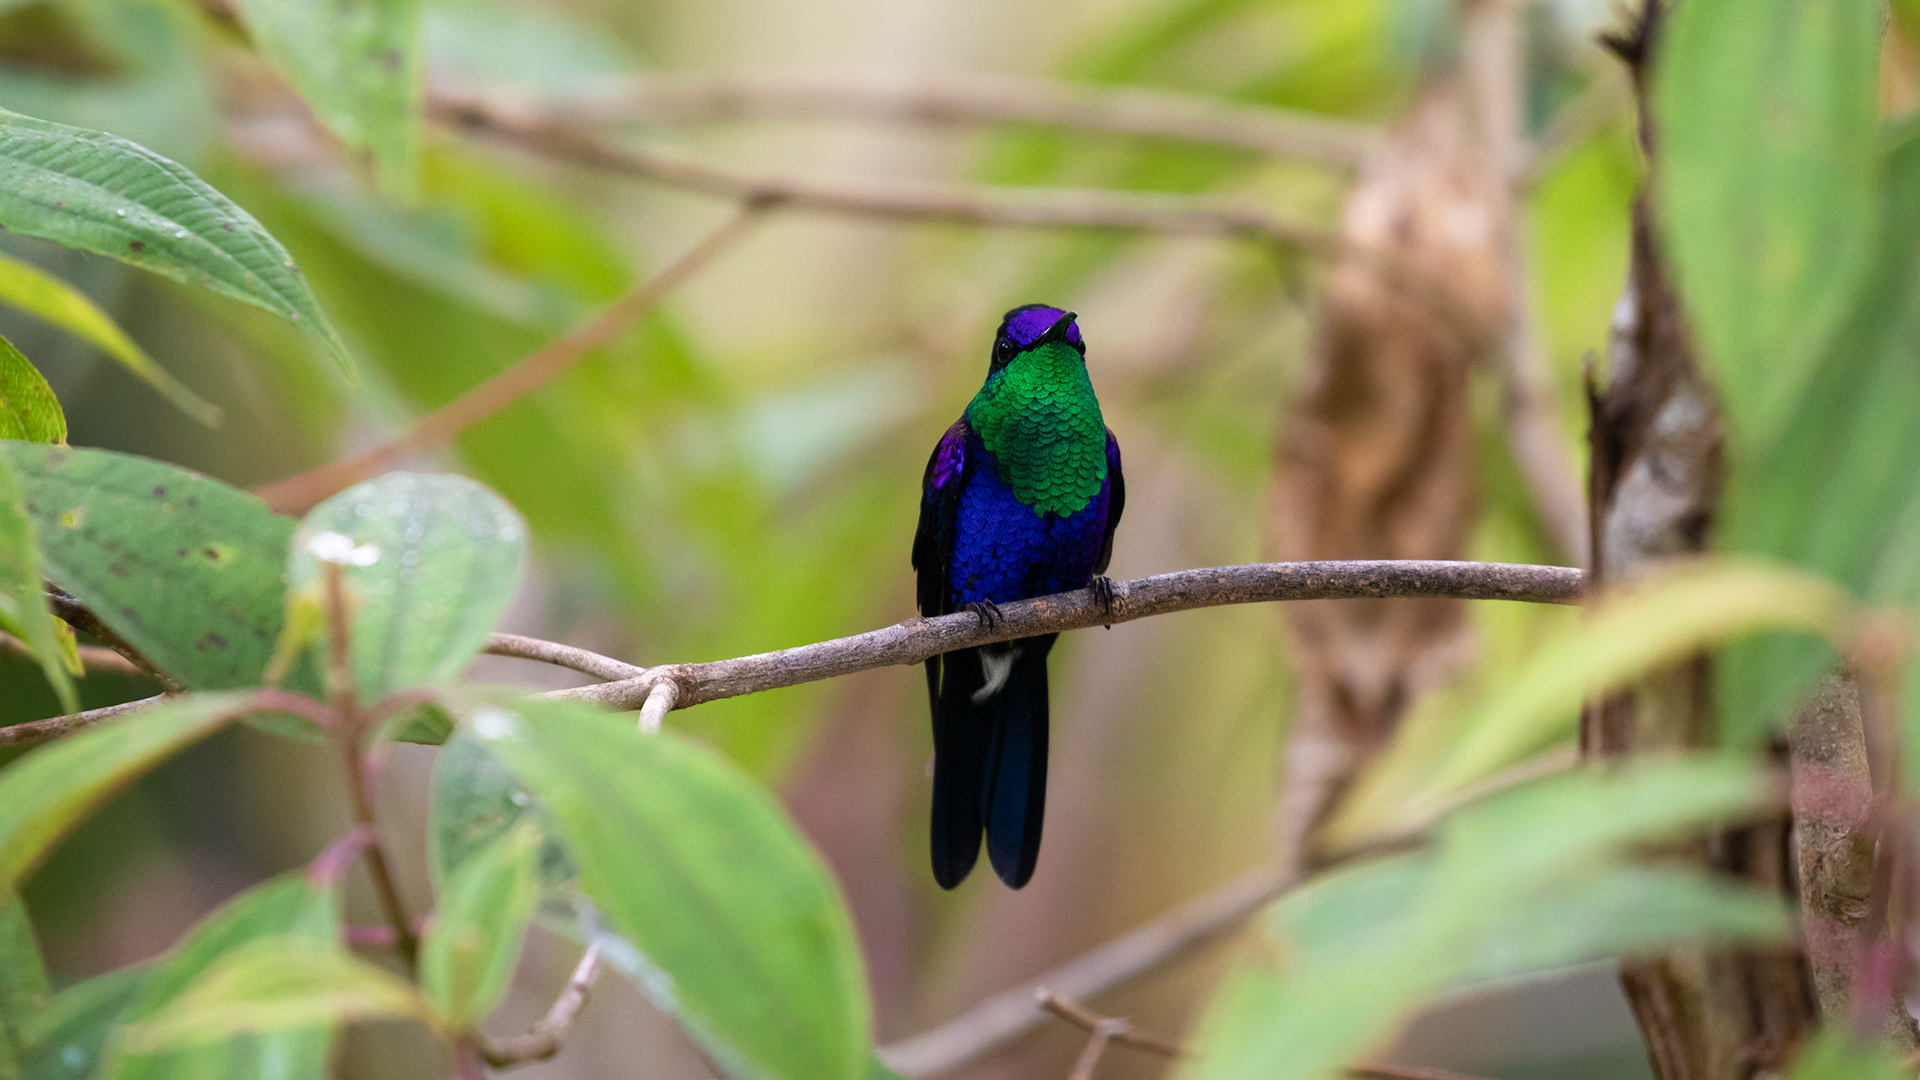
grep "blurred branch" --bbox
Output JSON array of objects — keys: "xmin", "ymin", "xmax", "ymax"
[
  {"xmin": 536, "ymin": 70, "xmax": 1383, "ymax": 166},
  {"xmin": 1348, "ymin": 1067, "xmax": 1500, "ymax": 1080},
  {"xmin": 478, "ymin": 942, "xmax": 604, "ymax": 1069},
  {"xmin": 428, "ymin": 92, "xmax": 1339, "ymax": 252},
  {"xmin": 1038, "ymin": 990, "xmax": 1184, "ymax": 1080},
  {"xmin": 0, "ymin": 693, "xmax": 164, "ymax": 749},
  {"xmin": 0, "ymin": 631, "xmax": 148, "ymax": 679},
  {"xmin": 547, "ymin": 560, "xmax": 1584, "ymax": 714},
  {"xmin": 485, "ymin": 633, "xmax": 645, "ymax": 682},
  {"xmin": 880, "ymin": 862, "xmax": 1294, "ymax": 1076},
  {"xmin": 252, "ymin": 204, "xmax": 770, "ymax": 514}
]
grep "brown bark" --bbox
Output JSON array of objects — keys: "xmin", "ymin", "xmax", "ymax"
[
  {"xmin": 1271, "ymin": 79, "xmax": 1506, "ymax": 870},
  {"xmin": 1580, "ymin": 8, "xmax": 1817, "ymax": 1077}
]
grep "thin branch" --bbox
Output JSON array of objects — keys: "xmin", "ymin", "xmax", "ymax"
[
  {"xmin": 1348, "ymin": 1066, "xmax": 1501, "ymax": 1080},
  {"xmin": 478, "ymin": 942, "xmax": 605, "ymax": 1068},
  {"xmin": 484, "ymin": 633, "xmax": 645, "ymax": 682},
  {"xmin": 526, "ymin": 71, "xmax": 1382, "ymax": 166},
  {"xmin": 0, "ymin": 693, "xmax": 165, "ymax": 748},
  {"xmin": 253, "ymin": 204, "xmax": 770, "ymax": 514},
  {"xmin": 878, "ymin": 862, "xmax": 1295, "ymax": 1076},
  {"xmin": 549, "ymin": 561, "xmax": 1583, "ymax": 714},
  {"xmin": 428, "ymin": 93, "xmax": 1339, "ymax": 253},
  {"xmin": 1038, "ymin": 990, "xmax": 1185, "ymax": 1058},
  {"xmin": 0, "ymin": 631, "xmax": 149, "ymax": 679},
  {"xmin": 46, "ymin": 588, "xmax": 182, "ymax": 692}
]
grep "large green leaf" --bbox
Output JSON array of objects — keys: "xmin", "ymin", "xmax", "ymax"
[
  {"xmin": 0, "ymin": 447, "xmax": 74, "ymax": 713},
  {"xmin": 98, "ymin": 872, "xmax": 338, "ymax": 1080},
  {"xmin": 0, "ymin": 340, "xmax": 63, "ymax": 445},
  {"xmin": 288, "ymin": 473, "xmax": 525, "ymax": 701},
  {"xmin": 426, "ymin": 728, "xmax": 575, "ymax": 922},
  {"xmin": 0, "ymin": 108, "xmax": 353, "ymax": 379},
  {"xmin": 1186, "ymin": 758, "xmax": 1783, "ymax": 1080},
  {"xmin": 0, "ymin": 692, "xmax": 254, "ymax": 890},
  {"xmin": 120, "ymin": 938, "xmax": 430, "ymax": 1053},
  {"xmin": 473, "ymin": 698, "xmax": 871, "ymax": 1080},
  {"xmin": 0, "ymin": 252, "xmax": 218, "ymax": 426},
  {"xmin": 420, "ymin": 823, "xmax": 539, "ymax": 1027},
  {"xmin": 20, "ymin": 967, "xmax": 145, "ymax": 1080},
  {"xmin": 0, "ymin": 893, "xmax": 49, "ymax": 1078},
  {"xmin": 0, "ymin": 444, "xmax": 298, "ymax": 691},
  {"xmin": 1654, "ymin": 0, "xmax": 1883, "ymax": 448},
  {"xmin": 1720, "ymin": 127, "xmax": 1920, "ymax": 746},
  {"xmin": 229, "ymin": 0, "xmax": 422, "ymax": 201}
]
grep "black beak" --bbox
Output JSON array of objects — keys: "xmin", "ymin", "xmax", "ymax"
[{"xmin": 1039, "ymin": 310, "xmax": 1078, "ymax": 346}]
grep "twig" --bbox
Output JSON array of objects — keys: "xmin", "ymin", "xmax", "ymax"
[
  {"xmin": 484, "ymin": 633, "xmax": 645, "ymax": 682},
  {"xmin": 46, "ymin": 588, "xmax": 182, "ymax": 692},
  {"xmin": 550, "ymin": 560, "xmax": 1583, "ymax": 714},
  {"xmin": 429, "ymin": 93, "xmax": 1339, "ymax": 253},
  {"xmin": 253, "ymin": 204, "xmax": 770, "ymax": 514},
  {"xmin": 0, "ymin": 631, "xmax": 149, "ymax": 678},
  {"xmin": 878, "ymin": 862, "xmax": 1295, "ymax": 1076},
  {"xmin": 478, "ymin": 942, "xmax": 604, "ymax": 1068},
  {"xmin": 1347, "ymin": 1066, "xmax": 1500, "ymax": 1080},
  {"xmin": 323, "ymin": 561, "xmax": 419, "ymax": 971},
  {"xmin": 0, "ymin": 694, "xmax": 164, "ymax": 748},
  {"xmin": 531, "ymin": 70, "xmax": 1383, "ymax": 166},
  {"xmin": 1038, "ymin": 990, "xmax": 1185, "ymax": 1057}
]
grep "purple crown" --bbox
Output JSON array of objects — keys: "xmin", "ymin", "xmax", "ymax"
[{"xmin": 1001, "ymin": 305, "xmax": 1084, "ymax": 350}]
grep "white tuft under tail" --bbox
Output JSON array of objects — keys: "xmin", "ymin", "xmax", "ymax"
[{"xmin": 972, "ymin": 645, "xmax": 1021, "ymax": 704}]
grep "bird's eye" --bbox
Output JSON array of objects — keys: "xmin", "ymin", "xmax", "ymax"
[{"xmin": 993, "ymin": 337, "xmax": 1016, "ymax": 365}]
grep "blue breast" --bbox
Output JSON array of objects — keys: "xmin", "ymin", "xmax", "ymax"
[{"xmin": 948, "ymin": 446, "xmax": 1110, "ymax": 606}]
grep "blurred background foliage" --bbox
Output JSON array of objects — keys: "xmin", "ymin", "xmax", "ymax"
[{"xmin": 0, "ymin": 0, "xmax": 1823, "ymax": 1075}]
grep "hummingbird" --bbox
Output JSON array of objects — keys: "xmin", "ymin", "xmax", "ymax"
[{"xmin": 912, "ymin": 305, "xmax": 1124, "ymax": 889}]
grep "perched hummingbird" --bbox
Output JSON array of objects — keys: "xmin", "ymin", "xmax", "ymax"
[{"xmin": 912, "ymin": 305, "xmax": 1124, "ymax": 889}]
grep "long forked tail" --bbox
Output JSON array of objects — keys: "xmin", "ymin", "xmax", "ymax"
[{"xmin": 928, "ymin": 634, "xmax": 1055, "ymax": 889}]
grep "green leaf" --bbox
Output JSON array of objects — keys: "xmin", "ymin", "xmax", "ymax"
[
  {"xmin": 1331, "ymin": 560, "xmax": 1856, "ymax": 843},
  {"xmin": 1188, "ymin": 758, "xmax": 1784, "ymax": 1080},
  {"xmin": 230, "ymin": 0, "xmax": 422, "ymax": 201},
  {"xmin": 20, "ymin": 967, "xmax": 145, "ymax": 1080},
  {"xmin": 98, "ymin": 871, "xmax": 338, "ymax": 1080},
  {"xmin": 0, "ymin": 444, "xmax": 302, "ymax": 692},
  {"xmin": 0, "ymin": 252, "xmax": 219, "ymax": 426},
  {"xmin": 1654, "ymin": 0, "xmax": 1884, "ymax": 448},
  {"xmin": 1788, "ymin": 1030, "xmax": 1909, "ymax": 1080},
  {"xmin": 427, "ymin": 728, "xmax": 572, "ymax": 892},
  {"xmin": 0, "ymin": 692, "xmax": 255, "ymax": 890},
  {"xmin": 0, "ymin": 339, "xmax": 63, "ymax": 445},
  {"xmin": 421, "ymin": 823, "xmax": 539, "ymax": 1026},
  {"xmin": 0, "ymin": 893, "xmax": 49, "ymax": 1078},
  {"xmin": 472, "ymin": 698, "xmax": 871, "ymax": 1080},
  {"xmin": 0, "ymin": 108, "xmax": 354, "ymax": 380},
  {"xmin": 0, "ymin": 448, "xmax": 75, "ymax": 713},
  {"xmin": 288, "ymin": 473, "xmax": 526, "ymax": 701},
  {"xmin": 120, "ymin": 938, "xmax": 430, "ymax": 1053}
]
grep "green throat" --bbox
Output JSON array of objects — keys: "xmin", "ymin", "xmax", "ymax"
[{"xmin": 965, "ymin": 341, "xmax": 1107, "ymax": 517}]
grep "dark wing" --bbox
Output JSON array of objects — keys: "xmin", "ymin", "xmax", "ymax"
[
  {"xmin": 912, "ymin": 419, "xmax": 972, "ymax": 618},
  {"xmin": 1094, "ymin": 427, "xmax": 1124, "ymax": 575}
]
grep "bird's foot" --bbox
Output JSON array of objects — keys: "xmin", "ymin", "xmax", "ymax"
[
  {"xmin": 964, "ymin": 600, "xmax": 1004, "ymax": 631},
  {"xmin": 1090, "ymin": 576, "xmax": 1118, "ymax": 627}
]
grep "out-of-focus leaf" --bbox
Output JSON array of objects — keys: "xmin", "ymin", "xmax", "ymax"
[
  {"xmin": 1787, "ymin": 1030, "xmax": 1909, "ymax": 1080},
  {"xmin": 0, "ymin": 108, "xmax": 353, "ymax": 379},
  {"xmin": 0, "ymin": 448, "xmax": 74, "ymax": 712},
  {"xmin": 20, "ymin": 967, "xmax": 145, "ymax": 1080},
  {"xmin": 98, "ymin": 872, "xmax": 337, "ymax": 1080},
  {"xmin": 288, "ymin": 473, "xmax": 526, "ymax": 701},
  {"xmin": 0, "ymin": 339, "xmax": 63, "ymax": 445},
  {"xmin": 472, "ymin": 698, "xmax": 871, "ymax": 1080},
  {"xmin": 426, "ymin": 728, "xmax": 572, "ymax": 893},
  {"xmin": 0, "ymin": 692, "xmax": 253, "ymax": 890},
  {"xmin": 0, "ymin": 444, "xmax": 303, "ymax": 691},
  {"xmin": 1331, "ymin": 560, "xmax": 1855, "ymax": 843},
  {"xmin": 1720, "ymin": 127, "xmax": 1920, "ymax": 748},
  {"xmin": 0, "ymin": 252, "xmax": 218, "ymax": 426},
  {"xmin": 421, "ymin": 823, "xmax": 539, "ymax": 1026},
  {"xmin": 230, "ymin": 0, "xmax": 421, "ymax": 200},
  {"xmin": 120, "ymin": 938, "xmax": 430, "ymax": 1053},
  {"xmin": 1654, "ymin": 0, "xmax": 1882, "ymax": 447},
  {"xmin": 0, "ymin": 893, "xmax": 48, "ymax": 1076},
  {"xmin": 1187, "ymin": 758, "xmax": 1780, "ymax": 1080}
]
